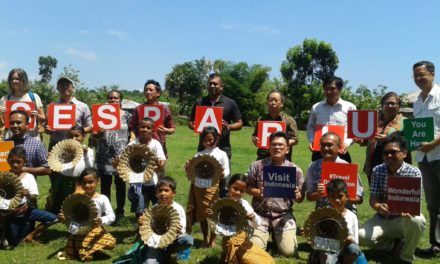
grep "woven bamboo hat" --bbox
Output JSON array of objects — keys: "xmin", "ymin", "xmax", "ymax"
[
  {"xmin": 117, "ymin": 144, "xmax": 158, "ymax": 183},
  {"xmin": 48, "ymin": 139, "xmax": 83, "ymax": 173},
  {"xmin": 139, "ymin": 204, "xmax": 181, "ymax": 249},
  {"xmin": 304, "ymin": 207, "xmax": 349, "ymax": 249},
  {"xmin": 0, "ymin": 172, "xmax": 24, "ymax": 213},
  {"xmin": 185, "ymin": 154, "xmax": 223, "ymax": 187},
  {"xmin": 210, "ymin": 198, "xmax": 248, "ymax": 236},
  {"xmin": 61, "ymin": 193, "xmax": 98, "ymax": 235}
]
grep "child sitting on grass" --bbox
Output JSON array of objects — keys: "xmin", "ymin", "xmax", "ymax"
[
  {"xmin": 3, "ymin": 146, "xmax": 58, "ymax": 247},
  {"xmin": 58, "ymin": 168, "xmax": 115, "ymax": 261},
  {"xmin": 206, "ymin": 173, "xmax": 275, "ymax": 264},
  {"xmin": 140, "ymin": 176, "xmax": 193, "ymax": 264}
]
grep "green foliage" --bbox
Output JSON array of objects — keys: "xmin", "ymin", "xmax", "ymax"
[
  {"xmin": 342, "ymin": 83, "xmax": 387, "ymax": 110},
  {"xmin": 0, "ymin": 80, "xmax": 8, "ymax": 98},
  {"xmin": 38, "ymin": 55, "xmax": 58, "ymax": 83},
  {"xmin": 31, "ymin": 82, "xmax": 57, "ymax": 109},
  {"xmin": 281, "ymin": 38, "xmax": 339, "ymax": 116}
]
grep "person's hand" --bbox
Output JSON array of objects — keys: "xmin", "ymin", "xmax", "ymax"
[
  {"xmin": 0, "ymin": 106, "xmax": 6, "ymax": 114},
  {"xmin": 58, "ymin": 213, "xmax": 65, "ymax": 222},
  {"xmin": 375, "ymin": 203, "xmax": 389, "ymax": 215},
  {"xmin": 94, "ymin": 217, "xmax": 102, "ymax": 226},
  {"xmin": 176, "ymin": 223, "xmax": 183, "ymax": 234},
  {"xmin": 45, "ymin": 125, "xmax": 54, "ymax": 134},
  {"xmin": 13, "ymin": 204, "xmax": 28, "ymax": 215},
  {"xmin": 317, "ymin": 183, "xmax": 325, "ymax": 197},
  {"xmin": 309, "ymin": 143, "xmax": 314, "ymax": 152},
  {"xmin": 259, "ymin": 185, "xmax": 264, "ymax": 198},
  {"xmin": 205, "ymin": 208, "xmax": 214, "ymax": 218},
  {"xmin": 184, "ymin": 160, "xmax": 190, "ymax": 170},
  {"xmin": 294, "ymin": 188, "xmax": 302, "ymax": 201},
  {"xmin": 92, "ymin": 128, "xmax": 105, "ymax": 137},
  {"xmin": 344, "ymin": 236, "xmax": 355, "ymax": 247},
  {"xmin": 352, "ymin": 137, "xmax": 364, "ymax": 144},
  {"xmin": 222, "ymin": 120, "xmax": 230, "ymax": 131},
  {"xmin": 22, "ymin": 188, "xmax": 30, "ymax": 197},
  {"xmin": 374, "ymin": 133, "xmax": 387, "ymax": 142},
  {"xmin": 82, "ymin": 145, "xmax": 88, "ymax": 153},
  {"xmin": 401, "ymin": 212, "xmax": 413, "ymax": 218},
  {"xmin": 29, "ymin": 110, "xmax": 38, "ymax": 117},
  {"xmin": 111, "ymin": 157, "xmax": 119, "ymax": 168},
  {"xmin": 339, "ymin": 144, "xmax": 349, "ymax": 155},
  {"xmin": 419, "ymin": 141, "xmax": 436, "ymax": 153},
  {"xmin": 252, "ymin": 136, "xmax": 259, "ymax": 147},
  {"xmin": 137, "ymin": 215, "xmax": 146, "ymax": 226},
  {"xmin": 247, "ymin": 213, "xmax": 256, "ymax": 221}
]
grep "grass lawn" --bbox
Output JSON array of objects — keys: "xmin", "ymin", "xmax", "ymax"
[{"xmin": 1, "ymin": 125, "xmax": 438, "ymax": 263}]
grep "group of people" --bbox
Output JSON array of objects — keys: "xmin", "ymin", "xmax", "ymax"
[{"xmin": 0, "ymin": 59, "xmax": 438, "ymax": 264}]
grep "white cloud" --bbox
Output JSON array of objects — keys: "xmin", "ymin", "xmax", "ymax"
[
  {"xmin": 107, "ymin": 29, "xmax": 128, "ymax": 40},
  {"xmin": 221, "ymin": 23, "xmax": 279, "ymax": 35},
  {"xmin": 66, "ymin": 47, "xmax": 97, "ymax": 62}
]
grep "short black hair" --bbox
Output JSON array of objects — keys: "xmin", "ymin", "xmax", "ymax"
[
  {"xmin": 7, "ymin": 146, "xmax": 27, "ymax": 161},
  {"xmin": 267, "ymin": 91, "xmax": 285, "ymax": 104},
  {"xmin": 383, "ymin": 131, "xmax": 408, "ymax": 152},
  {"xmin": 201, "ymin": 126, "xmax": 219, "ymax": 143},
  {"xmin": 228, "ymin": 173, "xmax": 247, "ymax": 187},
  {"xmin": 380, "ymin": 92, "xmax": 401, "ymax": 107},
  {"xmin": 208, "ymin": 72, "xmax": 223, "ymax": 85},
  {"xmin": 413, "ymin": 61, "xmax": 435, "ymax": 74},
  {"xmin": 70, "ymin": 125, "xmax": 85, "ymax": 135},
  {"xmin": 107, "ymin": 90, "xmax": 123, "ymax": 100},
  {"xmin": 144, "ymin": 79, "xmax": 162, "ymax": 95},
  {"xmin": 320, "ymin": 132, "xmax": 341, "ymax": 147},
  {"xmin": 269, "ymin": 131, "xmax": 289, "ymax": 145},
  {"xmin": 9, "ymin": 110, "xmax": 30, "ymax": 125},
  {"xmin": 326, "ymin": 179, "xmax": 347, "ymax": 195},
  {"xmin": 78, "ymin": 167, "xmax": 100, "ymax": 183},
  {"xmin": 156, "ymin": 176, "xmax": 177, "ymax": 192},
  {"xmin": 140, "ymin": 117, "xmax": 155, "ymax": 126},
  {"xmin": 323, "ymin": 76, "xmax": 343, "ymax": 90}
]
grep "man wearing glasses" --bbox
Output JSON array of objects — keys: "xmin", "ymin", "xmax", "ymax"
[{"xmin": 412, "ymin": 60, "xmax": 440, "ymax": 256}]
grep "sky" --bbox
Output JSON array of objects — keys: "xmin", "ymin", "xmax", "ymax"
[{"xmin": 1, "ymin": 0, "xmax": 440, "ymax": 95}]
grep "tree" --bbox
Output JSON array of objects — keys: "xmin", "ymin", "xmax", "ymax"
[
  {"xmin": 280, "ymin": 39, "xmax": 339, "ymax": 118},
  {"xmin": 38, "ymin": 56, "xmax": 57, "ymax": 83}
]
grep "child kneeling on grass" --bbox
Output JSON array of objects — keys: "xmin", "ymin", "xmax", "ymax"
[
  {"xmin": 206, "ymin": 173, "xmax": 275, "ymax": 264},
  {"xmin": 308, "ymin": 179, "xmax": 367, "ymax": 264},
  {"xmin": 58, "ymin": 168, "xmax": 116, "ymax": 261},
  {"xmin": 2, "ymin": 146, "xmax": 58, "ymax": 247},
  {"xmin": 139, "ymin": 176, "xmax": 193, "ymax": 264}
]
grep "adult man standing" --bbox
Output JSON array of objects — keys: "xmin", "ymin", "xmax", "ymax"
[
  {"xmin": 358, "ymin": 134, "xmax": 425, "ymax": 264},
  {"xmin": 6, "ymin": 110, "xmax": 50, "ymax": 176},
  {"xmin": 246, "ymin": 131, "xmax": 304, "ymax": 257},
  {"xmin": 45, "ymin": 76, "xmax": 92, "ymax": 150},
  {"xmin": 305, "ymin": 132, "xmax": 363, "ymax": 212},
  {"xmin": 306, "ymin": 76, "xmax": 356, "ymax": 162},
  {"xmin": 412, "ymin": 60, "xmax": 440, "ymax": 255},
  {"xmin": 188, "ymin": 73, "xmax": 242, "ymax": 197}
]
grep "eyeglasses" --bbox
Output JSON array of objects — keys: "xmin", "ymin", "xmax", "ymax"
[
  {"xmin": 383, "ymin": 150, "xmax": 402, "ymax": 156},
  {"xmin": 413, "ymin": 72, "xmax": 432, "ymax": 78},
  {"xmin": 108, "ymin": 97, "xmax": 120, "ymax": 100},
  {"xmin": 382, "ymin": 102, "xmax": 398, "ymax": 107}
]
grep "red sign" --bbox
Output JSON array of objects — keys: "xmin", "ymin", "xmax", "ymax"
[
  {"xmin": 347, "ymin": 110, "xmax": 378, "ymax": 139},
  {"xmin": 194, "ymin": 106, "xmax": 223, "ymax": 134},
  {"xmin": 387, "ymin": 176, "xmax": 421, "ymax": 216},
  {"xmin": 321, "ymin": 162, "xmax": 358, "ymax": 198},
  {"xmin": 257, "ymin": 121, "xmax": 286, "ymax": 149},
  {"xmin": 5, "ymin": 101, "xmax": 37, "ymax": 130},
  {"xmin": 138, "ymin": 105, "xmax": 164, "ymax": 128},
  {"xmin": 47, "ymin": 104, "xmax": 76, "ymax": 130},
  {"xmin": 92, "ymin": 104, "xmax": 121, "ymax": 132},
  {"xmin": 0, "ymin": 141, "xmax": 14, "ymax": 172},
  {"xmin": 312, "ymin": 125, "xmax": 345, "ymax": 151}
]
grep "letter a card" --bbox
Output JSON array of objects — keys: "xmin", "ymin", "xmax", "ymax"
[
  {"xmin": 257, "ymin": 121, "xmax": 286, "ymax": 149},
  {"xmin": 263, "ymin": 165, "xmax": 296, "ymax": 198},
  {"xmin": 347, "ymin": 110, "xmax": 377, "ymax": 139},
  {"xmin": 387, "ymin": 176, "xmax": 421, "ymax": 216},
  {"xmin": 194, "ymin": 106, "xmax": 223, "ymax": 134},
  {"xmin": 321, "ymin": 162, "xmax": 358, "ymax": 198},
  {"xmin": 403, "ymin": 117, "xmax": 434, "ymax": 151}
]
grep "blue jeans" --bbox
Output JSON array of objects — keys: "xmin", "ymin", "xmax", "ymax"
[
  {"xmin": 143, "ymin": 235, "xmax": 193, "ymax": 264},
  {"xmin": 128, "ymin": 184, "xmax": 158, "ymax": 214},
  {"xmin": 6, "ymin": 207, "xmax": 57, "ymax": 246}
]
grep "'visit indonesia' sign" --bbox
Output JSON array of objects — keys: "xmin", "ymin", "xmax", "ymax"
[
  {"xmin": 257, "ymin": 121, "xmax": 286, "ymax": 149},
  {"xmin": 387, "ymin": 176, "xmax": 421, "ymax": 216},
  {"xmin": 321, "ymin": 162, "xmax": 358, "ymax": 198},
  {"xmin": 262, "ymin": 166, "xmax": 296, "ymax": 199},
  {"xmin": 403, "ymin": 117, "xmax": 434, "ymax": 151},
  {"xmin": 194, "ymin": 106, "xmax": 223, "ymax": 134}
]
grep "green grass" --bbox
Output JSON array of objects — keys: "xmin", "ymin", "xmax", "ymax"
[{"xmin": 1, "ymin": 126, "xmax": 438, "ymax": 263}]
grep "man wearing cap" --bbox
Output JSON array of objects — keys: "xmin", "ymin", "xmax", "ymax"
[
  {"xmin": 246, "ymin": 131, "xmax": 304, "ymax": 257},
  {"xmin": 412, "ymin": 60, "xmax": 440, "ymax": 256},
  {"xmin": 45, "ymin": 76, "xmax": 92, "ymax": 150},
  {"xmin": 5, "ymin": 110, "xmax": 50, "ymax": 176}
]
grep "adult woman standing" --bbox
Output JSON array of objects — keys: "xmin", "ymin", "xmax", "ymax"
[
  {"xmin": 359, "ymin": 92, "xmax": 411, "ymax": 185},
  {"xmin": 0, "ymin": 68, "xmax": 45, "ymax": 139},
  {"xmin": 94, "ymin": 90, "xmax": 132, "ymax": 224}
]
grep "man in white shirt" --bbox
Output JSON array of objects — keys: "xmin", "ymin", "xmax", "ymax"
[
  {"xmin": 412, "ymin": 60, "xmax": 440, "ymax": 256},
  {"xmin": 306, "ymin": 76, "xmax": 356, "ymax": 163}
]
